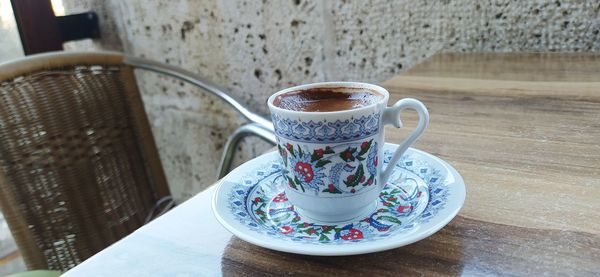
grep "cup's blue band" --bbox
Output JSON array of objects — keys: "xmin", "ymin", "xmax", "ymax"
[{"xmin": 271, "ymin": 112, "xmax": 380, "ymax": 143}]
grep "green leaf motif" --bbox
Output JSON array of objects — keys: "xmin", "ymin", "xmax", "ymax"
[
  {"xmin": 357, "ymin": 139, "xmax": 373, "ymax": 156},
  {"xmin": 322, "ymin": 185, "xmax": 342, "ymax": 194},
  {"xmin": 303, "ymin": 229, "xmax": 316, "ymax": 235},
  {"xmin": 253, "ymin": 203, "xmax": 268, "ymax": 223},
  {"xmin": 285, "ymin": 144, "xmax": 296, "ymax": 158},
  {"xmin": 271, "ymin": 214, "xmax": 290, "ymax": 223},
  {"xmin": 377, "ymin": 215, "xmax": 402, "ymax": 225},
  {"xmin": 339, "ymin": 147, "xmax": 357, "ymax": 162},
  {"xmin": 344, "ymin": 164, "xmax": 364, "ymax": 187},
  {"xmin": 315, "ymin": 159, "xmax": 331, "ymax": 168},
  {"xmin": 287, "ymin": 176, "xmax": 297, "ymax": 189},
  {"xmin": 311, "ymin": 152, "xmax": 319, "ymax": 162},
  {"xmin": 319, "ymin": 234, "xmax": 330, "ymax": 241},
  {"xmin": 363, "ymin": 175, "xmax": 375, "ymax": 186}
]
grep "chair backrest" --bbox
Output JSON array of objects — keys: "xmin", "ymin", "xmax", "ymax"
[{"xmin": 0, "ymin": 52, "xmax": 170, "ymax": 271}]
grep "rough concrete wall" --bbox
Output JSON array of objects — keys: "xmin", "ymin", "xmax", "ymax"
[
  {"xmin": 444, "ymin": 0, "xmax": 600, "ymax": 52},
  {"xmin": 61, "ymin": 0, "xmax": 600, "ymax": 202}
]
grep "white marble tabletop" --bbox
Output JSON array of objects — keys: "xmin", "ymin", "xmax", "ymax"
[{"xmin": 63, "ymin": 186, "xmax": 230, "ymax": 276}]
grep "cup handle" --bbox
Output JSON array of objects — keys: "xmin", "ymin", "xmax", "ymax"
[{"xmin": 379, "ymin": 98, "xmax": 429, "ymax": 186}]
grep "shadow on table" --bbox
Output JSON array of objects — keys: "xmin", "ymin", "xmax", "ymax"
[
  {"xmin": 221, "ymin": 215, "xmax": 600, "ymax": 276},
  {"xmin": 220, "ymin": 219, "xmax": 467, "ymax": 276}
]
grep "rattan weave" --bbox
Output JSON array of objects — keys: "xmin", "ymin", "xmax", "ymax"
[{"xmin": 0, "ymin": 52, "xmax": 170, "ymax": 271}]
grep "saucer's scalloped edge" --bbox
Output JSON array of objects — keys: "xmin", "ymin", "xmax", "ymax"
[{"xmin": 212, "ymin": 144, "xmax": 466, "ymax": 256}]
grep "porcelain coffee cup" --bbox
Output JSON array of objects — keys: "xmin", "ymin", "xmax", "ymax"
[{"xmin": 267, "ymin": 82, "xmax": 429, "ymax": 222}]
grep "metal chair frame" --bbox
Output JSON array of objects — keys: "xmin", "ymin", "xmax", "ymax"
[{"xmin": 123, "ymin": 56, "xmax": 276, "ymax": 178}]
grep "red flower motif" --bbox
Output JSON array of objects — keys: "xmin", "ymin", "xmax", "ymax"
[
  {"xmin": 254, "ymin": 197, "xmax": 262, "ymax": 203},
  {"xmin": 387, "ymin": 196, "xmax": 396, "ymax": 201},
  {"xmin": 345, "ymin": 152, "xmax": 353, "ymax": 159},
  {"xmin": 374, "ymin": 156, "xmax": 378, "ymax": 166},
  {"xmin": 397, "ymin": 205, "xmax": 413, "ymax": 213},
  {"xmin": 383, "ymin": 201, "xmax": 391, "ymax": 206},
  {"xmin": 350, "ymin": 188, "xmax": 356, "ymax": 193},
  {"xmin": 315, "ymin": 149, "xmax": 324, "ymax": 158},
  {"xmin": 286, "ymin": 143, "xmax": 293, "ymax": 151},
  {"xmin": 368, "ymin": 178, "xmax": 374, "ymax": 185},
  {"xmin": 346, "ymin": 175, "xmax": 354, "ymax": 182},
  {"xmin": 273, "ymin": 193, "xmax": 288, "ymax": 203},
  {"xmin": 361, "ymin": 141, "xmax": 369, "ymax": 150},
  {"xmin": 280, "ymin": 226, "xmax": 294, "ymax": 234},
  {"xmin": 295, "ymin": 162, "xmax": 315, "ymax": 182},
  {"xmin": 307, "ymin": 228, "xmax": 316, "ymax": 234},
  {"xmin": 341, "ymin": 228, "xmax": 363, "ymax": 240},
  {"xmin": 417, "ymin": 191, "xmax": 422, "ymax": 198},
  {"xmin": 303, "ymin": 223, "xmax": 310, "ymax": 227},
  {"xmin": 360, "ymin": 176, "xmax": 366, "ymax": 183},
  {"xmin": 328, "ymin": 184, "xmax": 336, "ymax": 192}
]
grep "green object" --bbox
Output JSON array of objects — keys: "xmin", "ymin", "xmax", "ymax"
[{"xmin": 7, "ymin": 270, "xmax": 62, "ymax": 277}]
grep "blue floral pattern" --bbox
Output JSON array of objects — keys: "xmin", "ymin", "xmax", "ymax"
[
  {"xmin": 271, "ymin": 113, "xmax": 380, "ymax": 143},
  {"xmin": 226, "ymin": 151, "xmax": 449, "ymax": 244},
  {"xmin": 278, "ymin": 140, "xmax": 377, "ymax": 195}
]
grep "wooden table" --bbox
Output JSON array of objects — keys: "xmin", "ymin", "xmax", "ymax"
[{"xmin": 64, "ymin": 53, "xmax": 600, "ymax": 276}]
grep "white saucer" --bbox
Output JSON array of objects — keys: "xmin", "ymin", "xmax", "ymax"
[{"xmin": 212, "ymin": 143, "xmax": 466, "ymax": 256}]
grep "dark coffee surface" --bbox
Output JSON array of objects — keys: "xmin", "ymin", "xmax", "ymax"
[{"xmin": 273, "ymin": 87, "xmax": 383, "ymax": 112}]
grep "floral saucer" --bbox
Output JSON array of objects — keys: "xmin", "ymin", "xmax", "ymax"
[{"xmin": 212, "ymin": 143, "xmax": 466, "ymax": 256}]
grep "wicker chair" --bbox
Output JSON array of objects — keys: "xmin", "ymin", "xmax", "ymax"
[{"xmin": 0, "ymin": 51, "xmax": 275, "ymax": 271}]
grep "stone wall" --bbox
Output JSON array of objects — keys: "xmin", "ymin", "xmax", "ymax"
[{"xmin": 61, "ymin": 0, "xmax": 600, "ymax": 202}]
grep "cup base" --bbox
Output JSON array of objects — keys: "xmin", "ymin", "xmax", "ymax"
[{"xmin": 294, "ymin": 201, "xmax": 378, "ymax": 224}]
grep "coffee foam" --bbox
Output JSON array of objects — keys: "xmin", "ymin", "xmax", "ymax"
[{"xmin": 273, "ymin": 87, "xmax": 383, "ymax": 112}]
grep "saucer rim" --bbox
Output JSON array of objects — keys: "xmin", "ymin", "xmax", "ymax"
[{"xmin": 211, "ymin": 144, "xmax": 466, "ymax": 256}]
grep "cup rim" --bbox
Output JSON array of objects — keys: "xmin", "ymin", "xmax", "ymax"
[{"xmin": 267, "ymin": 81, "xmax": 390, "ymax": 116}]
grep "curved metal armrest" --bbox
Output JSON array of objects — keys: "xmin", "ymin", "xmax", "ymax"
[
  {"xmin": 217, "ymin": 123, "xmax": 277, "ymax": 179},
  {"xmin": 123, "ymin": 56, "xmax": 273, "ymax": 131},
  {"xmin": 145, "ymin": 196, "xmax": 176, "ymax": 223},
  {"xmin": 123, "ymin": 56, "xmax": 277, "ymax": 178}
]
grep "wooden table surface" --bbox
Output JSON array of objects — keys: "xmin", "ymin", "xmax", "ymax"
[{"xmin": 64, "ymin": 53, "xmax": 600, "ymax": 276}]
